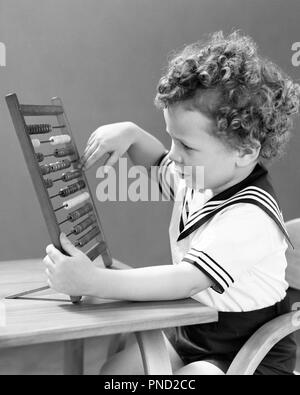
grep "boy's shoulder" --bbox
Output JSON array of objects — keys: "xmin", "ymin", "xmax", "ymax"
[
  {"xmin": 189, "ymin": 202, "xmax": 288, "ymax": 267},
  {"xmin": 179, "ymin": 188, "xmax": 292, "ymax": 251},
  {"xmin": 212, "ymin": 201, "xmax": 285, "ymax": 240}
]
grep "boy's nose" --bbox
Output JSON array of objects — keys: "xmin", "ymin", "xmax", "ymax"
[{"xmin": 169, "ymin": 145, "xmax": 183, "ymax": 165}]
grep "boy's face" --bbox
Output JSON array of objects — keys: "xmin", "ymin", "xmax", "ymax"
[{"xmin": 163, "ymin": 104, "xmax": 239, "ymax": 193}]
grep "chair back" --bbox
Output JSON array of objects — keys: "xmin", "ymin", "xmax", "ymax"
[
  {"xmin": 286, "ymin": 219, "xmax": 300, "ymax": 290},
  {"xmin": 285, "ymin": 219, "xmax": 300, "ymax": 372}
]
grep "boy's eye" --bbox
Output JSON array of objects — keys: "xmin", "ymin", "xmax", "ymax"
[{"xmin": 182, "ymin": 142, "xmax": 193, "ymax": 151}]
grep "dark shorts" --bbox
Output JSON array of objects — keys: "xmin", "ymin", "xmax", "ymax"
[{"xmin": 164, "ymin": 297, "xmax": 297, "ymax": 375}]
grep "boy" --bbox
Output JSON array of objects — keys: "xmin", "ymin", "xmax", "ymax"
[{"xmin": 44, "ymin": 31, "xmax": 300, "ymax": 374}]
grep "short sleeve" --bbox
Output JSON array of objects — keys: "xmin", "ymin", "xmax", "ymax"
[
  {"xmin": 152, "ymin": 150, "xmax": 180, "ymax": 201},
  {"xmin": 181, "ymin": 203, "xmax": 286, "ymax": 294}
]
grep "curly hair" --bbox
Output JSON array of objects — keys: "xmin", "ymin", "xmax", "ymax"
[{"xmin": 154, "ymin": 31, "xmax": 300, "ymax": 161}]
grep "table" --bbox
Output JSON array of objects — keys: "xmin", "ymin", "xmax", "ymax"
[{"xmin": 0, "ymin": 258, "xmax": 218, "ymax": 375}]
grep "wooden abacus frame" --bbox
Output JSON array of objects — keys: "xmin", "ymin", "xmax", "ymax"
[{"xmin": 5, "ymin": 93, "xmax": 113, "ymax": 302}]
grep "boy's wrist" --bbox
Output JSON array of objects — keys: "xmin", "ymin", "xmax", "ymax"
[
  {"xmin": 85, "ymin": 267, "xmax": 104, "ymax": 298},
  {"xmin": 124, "ymin": 122, "xmax": 140, "ymax": 147}
]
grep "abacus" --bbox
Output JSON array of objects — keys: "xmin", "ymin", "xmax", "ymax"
[{"xmin": 5, "ymin": 93, "xmax": 113, "ymax": 303}]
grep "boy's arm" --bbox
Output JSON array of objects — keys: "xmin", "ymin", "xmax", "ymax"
[
  {"xmin": 127, "ymin": 123, "xmax": 168, "ymax": 170},
  {"xmin": 88, "ymin": 262, "xmax": 213, "ymax": 301},
  {"xmin": 45, "ymin": 234, "xmax": 212, "ymax": 301}
]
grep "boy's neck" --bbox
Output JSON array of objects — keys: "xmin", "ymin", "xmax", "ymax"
[{"xmin": 211, "ymin": 163, "xmax": 258, "ymax": 197}]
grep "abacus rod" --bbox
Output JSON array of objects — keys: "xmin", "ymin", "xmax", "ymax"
[
  {"xmin": 52, "ymin": 171, "xmax": 82, "ymax": 183},
  {"xmin": 37, "ymin": 137, "xmax": 73, "ymax": 145},
  {"xmin": 45, "ymin": 153, "xmax": 75, "ymax": 160},
  {"xmin": 58, "ymin": 218, "xmax": 69, "ymax": 226},
  {"xmin": 54, "ymin": 206, "xmax": 64, "ymax": 213},
  {"xmin": 52, "ymin": 177, "xmax": 62, "ymax": 182}
]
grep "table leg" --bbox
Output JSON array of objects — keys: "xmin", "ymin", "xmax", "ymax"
[
  {"xmin": 135, "ymin": 330, "xmax": 172, "ymax": 375},
  {"xmin": 64, "ymin": 339, "xmax": 84, "ymax": 375}
]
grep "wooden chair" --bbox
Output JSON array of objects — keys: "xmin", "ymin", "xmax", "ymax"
[{"xmin": 227, "ymin": 218, "xmax": 300, "ymax": 375}]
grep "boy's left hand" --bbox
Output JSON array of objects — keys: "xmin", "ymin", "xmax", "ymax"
[{"xmin": 43, "ymin": 233, "xmax": 98, "ymax": 297}]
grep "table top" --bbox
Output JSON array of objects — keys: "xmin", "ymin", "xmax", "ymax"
[{"xmin": 0, "ymin": 259, "xmax": 218, "ymax": 349}]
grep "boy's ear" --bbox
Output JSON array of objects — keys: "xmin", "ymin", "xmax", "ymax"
[{"xmin": 236, "ymin": 144, "xmax": 261, "ymax": 167}]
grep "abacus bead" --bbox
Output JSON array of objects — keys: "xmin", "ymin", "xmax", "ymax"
[
  {"xmin": 50, "ymin": 135, "xmax": 71, "ymax": 146},
  {"xmin": 62, "ymin": 170, "xmax": 81, "ymax": 182},
  {"xmin": 59, "ymin": 180, "xmax": 86, "ymax": 197},
  {"xmin": 32, "ymin": 139, "xmax": 41, "ymax": 148},
  {"xmin": 54, "ymin": 147, "xmax": 75, "ymax": 157},
  {"xmin": 67, "ymin": 203, "xmax": 93, "ymax": 222},
  {"xmin": 40, "ymin": 160, "xmax": 71, "ymax": 175},
  {"xmin": 27, "ymin": 124, "xmax": 51, "ymax": 135},
  {"xmin": 44, "ymin": 179, "xmax": 54, "ymax": 189},
  {"xmin": 49, "ymin": 159, "xmax": 71, "ymax": 172},
  {"xmin": 36, "ymin": 153, "xmax": 44, "ymax": 163},
  {"xmin": 75, "ymin": 226, "xmax": 100, "ymax": 247},
  {"xmin": 40, "ymin": 164, "xmax": 51, "ymax": 175},
  {"xmin": 62, "ymin": 192, "xmax": 90, "ymax": 210},
  {"xmin": 73, "ymin": 214, "xmax": 96, "ymax": 235}
]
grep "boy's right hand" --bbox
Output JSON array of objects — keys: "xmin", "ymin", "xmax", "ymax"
[{"xmin": 80, "ymin": 122, "xmax": 136, "ymax": 171}]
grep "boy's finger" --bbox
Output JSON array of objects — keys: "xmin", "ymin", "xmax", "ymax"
[
  {"xmin": 86, "ymin": 133, "xmax": 96, "ymax": 147},
  {"xmin": 82, "ymin": 140, "xmax": 99, "ymax": 160},
  {"xmin": 60, "ymin": 233, "xmax": 79, "ymax": 257},
  {"xmin": 80, "ymin": 141, "xmax": 99, "ymax": 165},
  {"xmin": 84, "ymin": 145, "xmax": 108, "ymax": 170},
  {"xmin": 102, "ymin": 152, "xmax": 119, "ymax": 171},
  {"xmin": 83, "ymin": 136, "xmax": 96, "ymax": 156},
  {"xmin": 43, "ymin": 255, "xmax": 55, "ymax": 273},
  {"xmin": 46, "ymin": 244, "xmax": 62, "ymax": 262},
  {"xmin": 47, "ymin": 278, "xmax": 54, "ymax": 289}
]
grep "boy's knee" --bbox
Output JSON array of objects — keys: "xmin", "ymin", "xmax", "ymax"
[
  {"xmin": 100, "ymin": 339, "xmax": 144, "ymax": 375},
  {"xmin": 100, "ymin": 354, "xmax": 121, "ymax": 375},
  {"xmin": 174, "ymin": 361, "xmax": 225, "ymax": 375}
]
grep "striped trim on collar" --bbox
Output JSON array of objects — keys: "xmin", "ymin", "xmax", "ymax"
[
  {"xmin": 179, "ymin": 186, "xmax": 191, "ymax": 233},
  {"xmin": 156, "ymin": 152, "xmax": 175, "ymax": 201},
  {"xmin": 177, "ymin": 164, "xmax": 293, "ymax": 247}
]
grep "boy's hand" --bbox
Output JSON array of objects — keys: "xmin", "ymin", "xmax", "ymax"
[
  {"xmin": 43, "ymin": 233, "xmax": 98, "ymax": 297},
  {"xmin": 80, "ymin": 122, "xmax": 136, "ymax": 171}
]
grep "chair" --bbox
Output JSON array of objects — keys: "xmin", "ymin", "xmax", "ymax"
[
  {"xmin": 226, "ymin": 218, "xmax": 300, "ymax": 375},
  {"xmin": 105, "ymin": 219, "xmax": 300, "ymax": 375}
]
